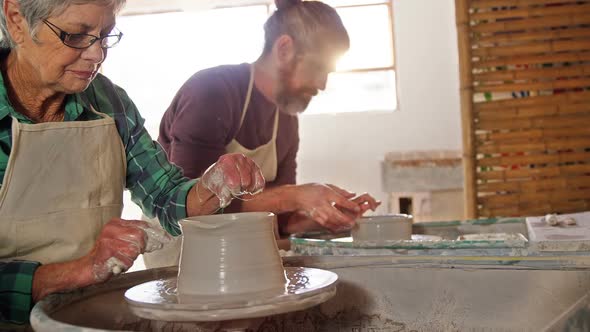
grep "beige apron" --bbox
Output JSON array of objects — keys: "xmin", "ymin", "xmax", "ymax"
[
  {"xmin": 0, "ymin": 109, "xmax": 126, "ymax": 264},
  {"xmin": 225, "ymin": 63, "xmax": 279, "ymax": 182},
  {"xmin": 144, "ymin": 64, "xmax": 280, "ymax": 269}
]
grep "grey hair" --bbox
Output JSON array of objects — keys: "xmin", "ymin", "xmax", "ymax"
[
  {"xmin": 0, "ymin": 0, "xmax": 126, "ymax": 48},
  {"xmin": 263, "ymin": 0, "xmax": 349, "ymax": 56}
]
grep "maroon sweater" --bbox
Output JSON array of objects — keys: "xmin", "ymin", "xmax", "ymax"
[{"xmin": 158, "ymin": 63, "xmax": 299, "ymax": 186}]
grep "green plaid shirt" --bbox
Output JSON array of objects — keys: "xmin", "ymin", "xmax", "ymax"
[
  {"xmin": 0, "ymin": 261, "xmax": 39, "ymax": 324},
  {"xmin": 0, "ymin": 70, "xmax": 196, "ymax": 324}
]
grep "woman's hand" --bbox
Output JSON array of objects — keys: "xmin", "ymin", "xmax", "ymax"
[
  {"xmin": 32, "ymin": 218, "xmax": 171, "ymax": 301},
  {"xmin": 86, "ymin": 218, "xmax": 171, "ymax": 282},
  {"xmin": 201, "ymin": 153, "xmax": 265, "ymax": 208}
]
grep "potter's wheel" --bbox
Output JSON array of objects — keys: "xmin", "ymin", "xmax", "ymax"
[{"xmin": 125, "ymin": 267, "xmax": 337, "ymax": 322}]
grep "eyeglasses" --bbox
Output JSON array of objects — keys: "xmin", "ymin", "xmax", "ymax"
[{"xmin": 43, "ymin": 20, "xmax": 123, "ymax": 49}]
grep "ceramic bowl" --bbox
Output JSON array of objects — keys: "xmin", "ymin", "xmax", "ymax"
[
  {"xmin": 351, "ymin": 214, "xmax": 413, "ymax": 243},
  {"xmin": 177, "ymin": 212, "xmax": 286, "ymax": 296}
]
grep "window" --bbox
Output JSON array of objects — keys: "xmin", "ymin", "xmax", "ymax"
[
  {"xmin": 102, "ymin": 6, "xmax": 269, "ymax": 136},
  {"xmin": 308, "ymin": 1, "xmax": 397, "ymax": 114},
  {"xmin": 102, "ymin": 0, "xmax": 396, "ymax": 137}
]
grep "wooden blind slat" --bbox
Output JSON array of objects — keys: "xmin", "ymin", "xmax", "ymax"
[
  {"xmin": 471, "ymin": 3, "xmax": 590, "ymax": 21},
  {"xmin": 478, "ymin": 138, "xmax": 590, "ymax": 154},
  {"xmin": 477, "ymin": 115, "xmax": 590, "ymax": 131},
  {"xmin": 471, "ymin": 13, "xmax": 590, "ymax": 34},
  {"xmin": 477, "ymin": 103, "xmax": 590, "ymax": 121},
  {"xmin": 473, "ymin": 64, "xmax": 590, "ymax": 82},
  {"xmin": 477, "ymin": 164, "xmax": 590, "ymax": 181},
  {"xmin": 472, "ymin": 39, "xmax": 590, "ymax": 58},
  {"xmin": 476, "ymin": 127, "xmax": 590, "ymax": 142},
  {"xmin": 476, "ymin": 151, "xmax": 590, "ymax": 167},
  {"xmin": 475, "ymin": 91, "xmax": 590, "ymax": 111},
  {"xmin": 478, "ymin": 176, "xmax": 590, "ymax": 192},
  {"xmin": 471, "ymin": 0, "xmax": 587, "ymax": 9},
  {"xmin": 479, "ymin": 189, "xmax": 590, "ymax": 207},
  {"xmin": 474, "ymin": 78, "xmax": 590, "ymax": 93},
  {"xmin": 473, "ymin": 51, "xmax": 590, "ymax": 69},
  {"xmin": 475, "ymin": 27, "xmax": 590, "ymax": 45}
]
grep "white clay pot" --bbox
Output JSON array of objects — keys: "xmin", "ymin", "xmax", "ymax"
[
  {"xmin": 351, "ymin": 214, "xmax": 413, "ymax": 243},
  {"xmin": 177, "ymin": 212, "xmax": 286, "ymax": 296}
]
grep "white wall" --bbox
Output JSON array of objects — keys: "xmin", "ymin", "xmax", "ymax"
[{"xmin": 296, "ymin": 0, "xmax": 462, "ymax": 214}]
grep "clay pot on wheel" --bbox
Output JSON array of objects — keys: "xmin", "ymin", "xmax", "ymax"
[{"xmin": 177, "ymin": 212, "xmax": 286, "ymax": 296}]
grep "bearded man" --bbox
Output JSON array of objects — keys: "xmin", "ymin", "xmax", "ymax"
[{"xmin": 155, "ymin": 0, "xmax": 380, "ymax": 254}]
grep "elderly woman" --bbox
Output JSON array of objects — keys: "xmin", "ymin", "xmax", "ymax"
[{"xmin": 0, "ymin": 0, "xmax": 264, "ymax": 326}]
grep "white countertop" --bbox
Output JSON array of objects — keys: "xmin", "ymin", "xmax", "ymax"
[{"xmin": 526, "ymin": 211, "xmax": 590, "ymax": 251}]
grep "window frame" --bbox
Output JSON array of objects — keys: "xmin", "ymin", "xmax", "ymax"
[
  {"xmin": 328, "ymin": 1, "xmax": 395, "ymax": 75},
  {"xmin": 116, "ymin": 0, "xmax": 398, "ymax": 114},
  {"xmin": 120, "ymin": 1, "xmax": 396, "ymax": 74}
]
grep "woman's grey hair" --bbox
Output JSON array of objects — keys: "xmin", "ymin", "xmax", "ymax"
[
  {"xmin": 0, "ymin": 0, "xmax": 126, "ymax": 48},
  {"xmin": 263, "ymin": 0, "xmax": 349, "ymax": 56}
]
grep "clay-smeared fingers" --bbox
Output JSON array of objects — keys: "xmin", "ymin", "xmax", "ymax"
[
  {"xmin": 108, "ymin": 219, "xmax": 148, "ymax": 253},
  {"xmin": 252, "ymin": 169, "xmax": 265, "ymax": 194},
  {"xmin": 329, "ymin": 208, "xmax": 356, "ymax": 228},
  {"xmin": 243, "ymin": 157, "xmax": 265, "ymax": 194},
  {"xmin": 312, "ymin": 206, "xmax": 355, "ymax": 232},
  {"xmin": 352, "ymin": 193, "xmax": 381, "ymax": 211},
  {"xmin": 110, "ymin": 238, "xmax": 141, "ymax": 265},
  {"xmin": 310, "ymin": 209, "xmax": 331, "ymax": 230},
  {"xmin": 201, "ymin": 154, "xmax": 266, "ymax": 208},
  {"xmin": 90, "ymin": 218, "xmax": 165, "ymax": 282},
  {"xmin": 331, "ymin": 193, "xmax": 361, "ymax": 214},
  {"xmin": 91, "ymin": 237, "xmax": 136, "ymax": 281},
  {"xmin": 233, "ymin": 155, "xmax": 252, "ymax": 190},
  {"xmin": 326, "ymin": 184, "xmax": 356, "ymax": 199},
  {"xmin": 136, "ymin": 223, "xmax": 173, "ymax": 253},
  {"xmin": 218, "ymin": 156, "xmax": 242, "ymax": 190}
]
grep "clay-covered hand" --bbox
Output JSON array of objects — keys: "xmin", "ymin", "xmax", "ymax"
[
  {"xmin": 200, "ymin": 153, "xmax": 265, "ymax": 208},
  {"xmin": 338, "ymin": 193, "xmax": 381, "ymax": 218},
  {"xmin": 85, "ymin": 218, "xmax": 171, "ymax": 283},
  {"xmin": 293, "ymin": 183, "xmax": 362, "ymax": 232}
]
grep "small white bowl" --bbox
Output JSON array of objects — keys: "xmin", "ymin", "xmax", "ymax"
[{"xmin": 351, "ymin": 214, "xmax": 413, "ymax": 243}]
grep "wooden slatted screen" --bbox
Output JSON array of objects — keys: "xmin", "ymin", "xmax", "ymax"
[{"xmin": 456, "ymin": 0, "xmax": 590, "ymax": 218}]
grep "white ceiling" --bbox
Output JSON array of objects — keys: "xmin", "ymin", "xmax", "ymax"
[{"xmin": 121, "ymin": 0, "xmax": 273, "ymax": 15}]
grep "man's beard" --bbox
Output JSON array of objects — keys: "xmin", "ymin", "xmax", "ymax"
[
  {"xmin": 275, "ymin": 61, "xmax": 315, "ymax": 116},
  {"xmin": 276, "ymin": 89, "xmax": 311, "ymax": 116}
]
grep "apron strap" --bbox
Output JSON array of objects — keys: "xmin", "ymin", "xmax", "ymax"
[
  {"xmin": 238, "ymin": 64, "xmax": 255, "ymax": 130},
  {"xmin": 78, "ymin": 92, "xmax": 108, "ymax": 119},
  {"xmin": 240, "ymin": 64, "xmax": 280, "ymax": 140},
  {"xmin": 271, "ymin": 107, "xmax": 279, "ymax": 140},
  {"xmin": 78, "ymin": 84, "xmax": 131, "ymax": 151}
]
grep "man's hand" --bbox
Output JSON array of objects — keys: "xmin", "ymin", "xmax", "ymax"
[
  {"xmin": 291, "ymin": 183, "xmax": 361, "ymax": 232},
  {"xmin": 333, "ymin": 193, "xmax": 381, "ymax": 231}
]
